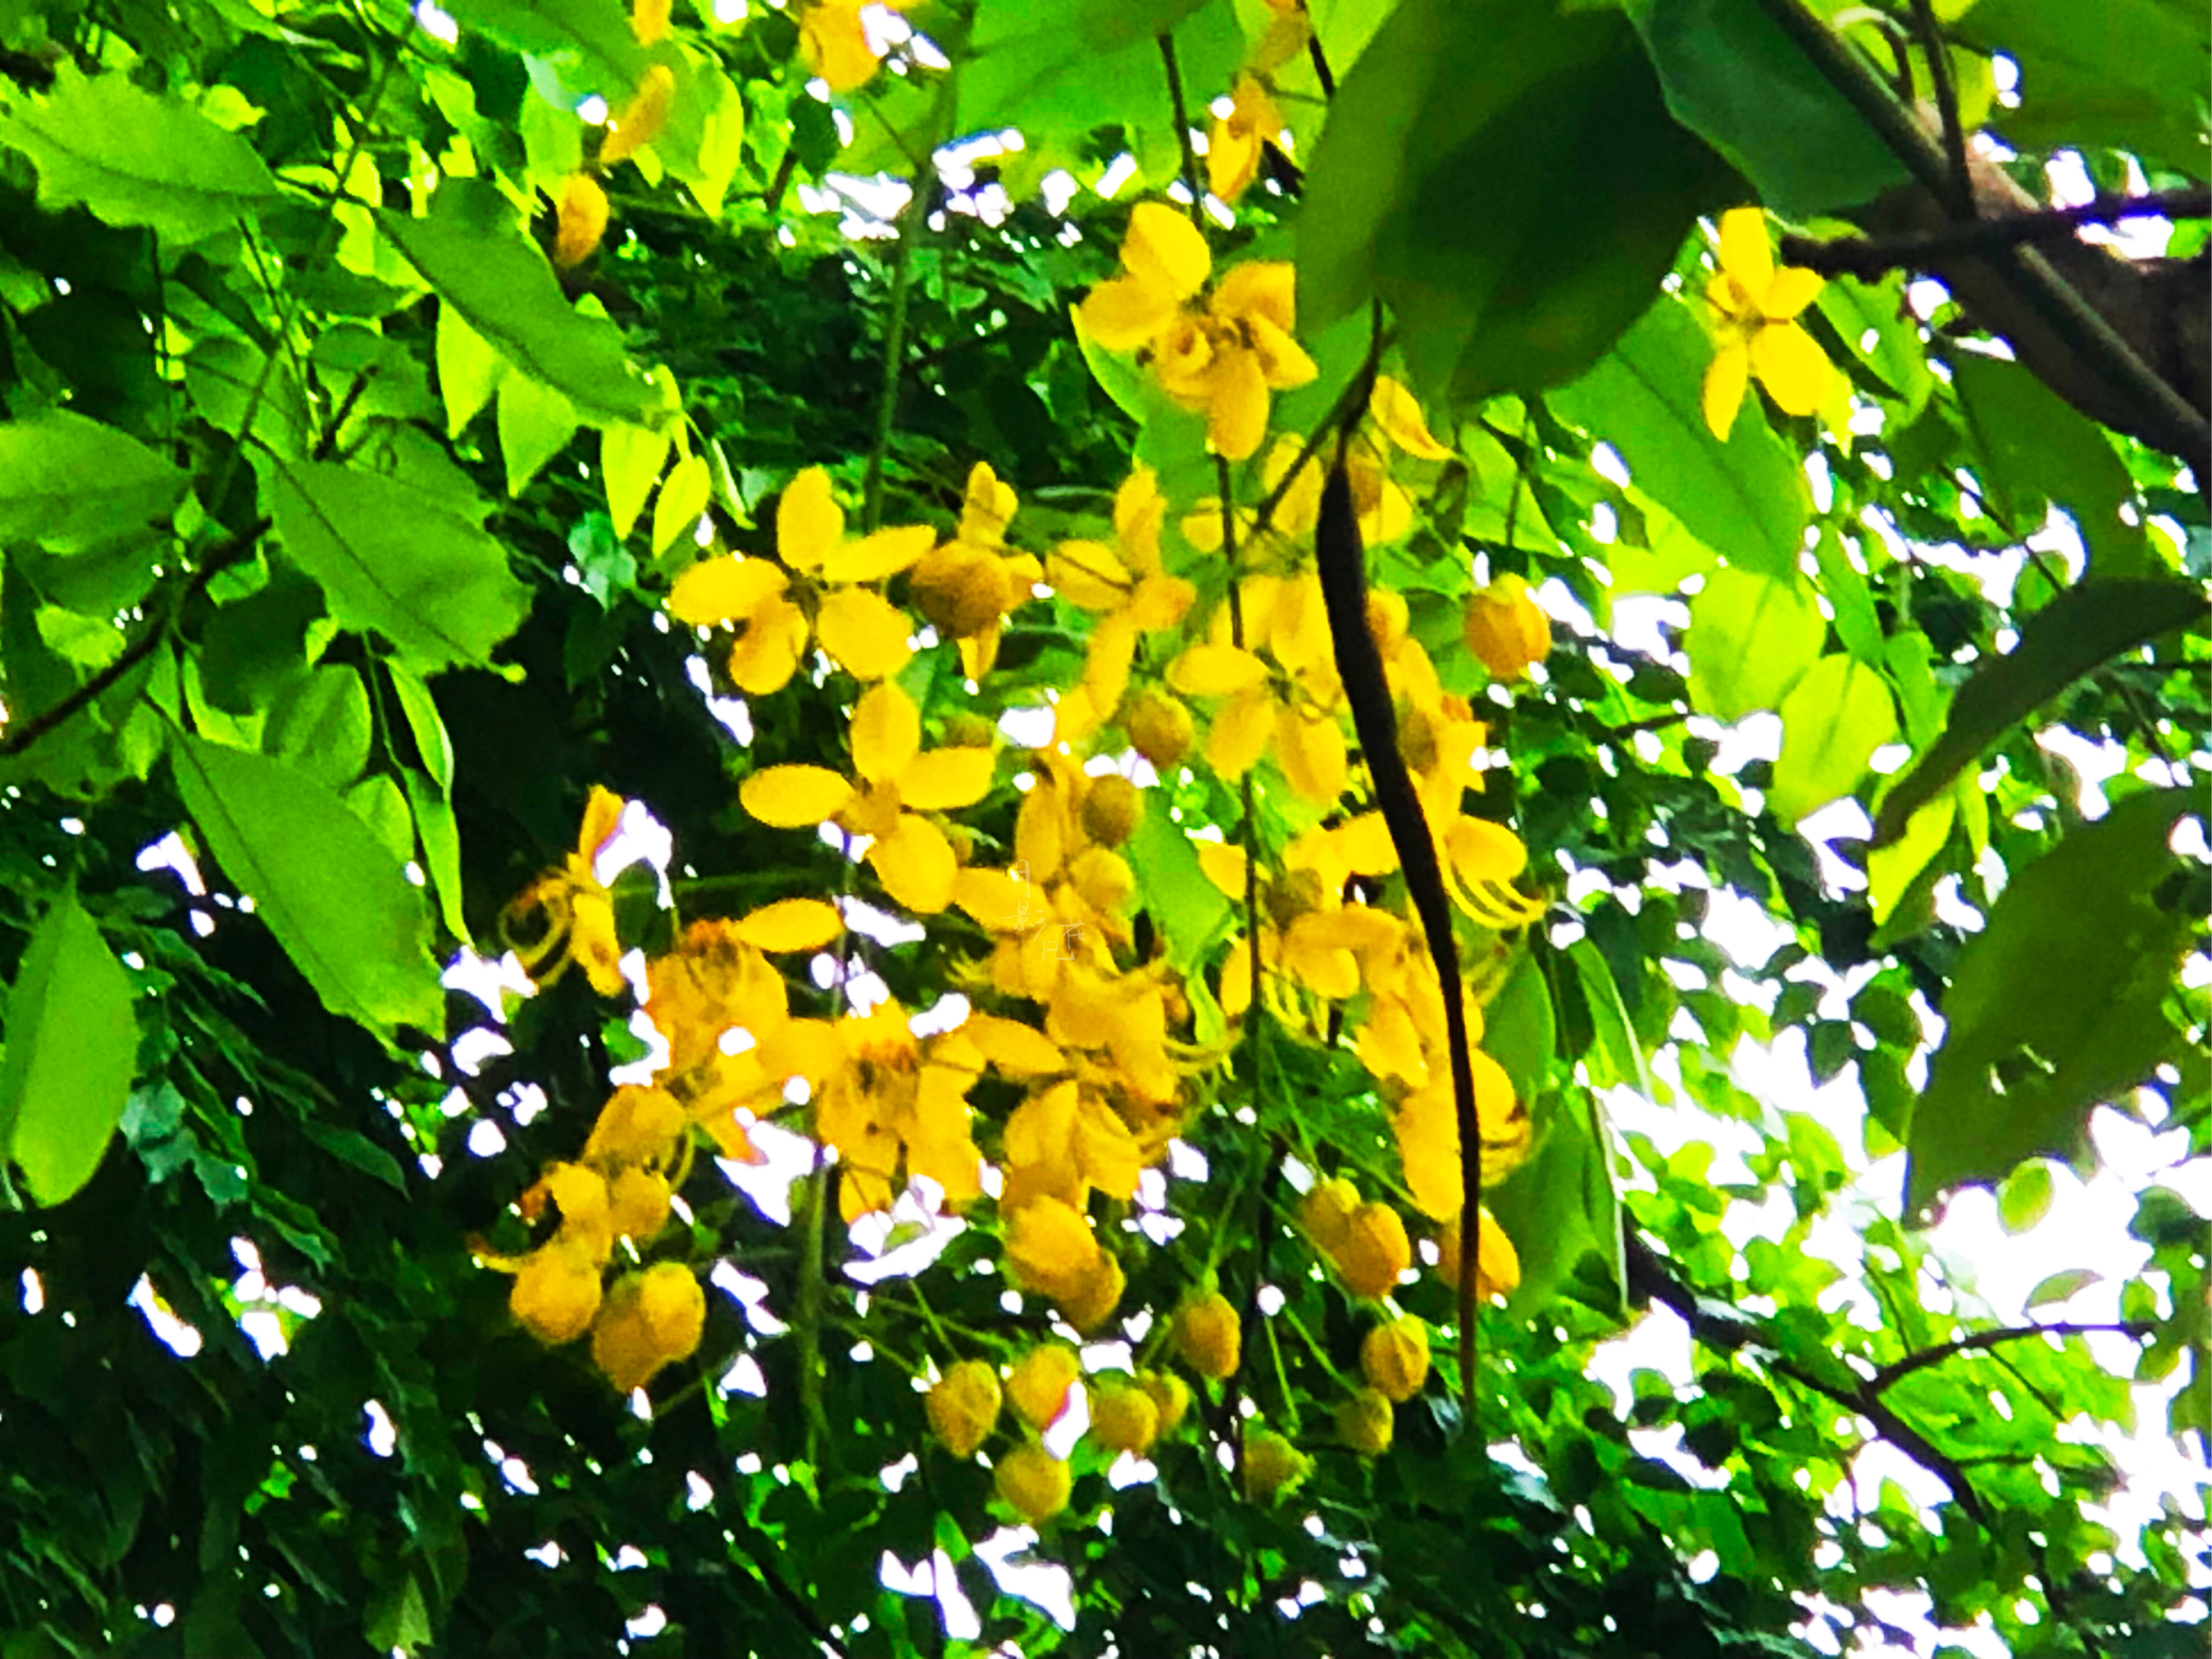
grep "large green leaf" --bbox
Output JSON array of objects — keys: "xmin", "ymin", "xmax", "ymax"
[
  {"xmin": 0, "ymin": 889, "xmax": 138, "ymax": 1206},
  {"xmin": 1631, "ymin": 0, "xmax": 1908, "ymax": 216},
  {"xmin": 442, "ymin": 0, "xmax": 647, "ymax": 100},
  {"xmin": 0, "ymin": 67, "xmax": 282, "ymax": 243},
  {"xmin": 0, "ymin": 411, "xmax": 189, "ymax": 553},
  {"xmin": 1684, "ymin": 568, "xmax": 1825, "ymax": 722},
  {"xmin": 1125, "ymin": 794, "xmax": 1233, "ymax": 973},
  {"xmin": 169, "ymin": 734, "xmax": 443, "ymax": 1033},
  {"xmin": 264, "ymin": 456, "xmax": 532, "ymax": 670},
  {"xmin": 1299, "ymin": 0, "xmax": 1732, "ymax": 401},
  {"xmin": 1904, "ymin": 789, "xmax": 2196, "ymax": 1217},
  {"xmin": 1572, "ymin": 941, "xmax": 1655, "ymax": 1102},
  {"xmin": 1770, "ymin": 653, "xmax": 1898, "ymax": 823},
  {"xmin": 1872, "ymin": 577, "xmax": 2205, "ymax": 844},
  {"xmin": 1550, "ymin": 299, "xmax": 1810, "ymax": 576},
  {"xmin": 1952, "ymin": 353, "xmax": 2146, "ymax": 575},
  {"xmin": 1955, "ymin": 0, "xmax": 2211, "ymax": 173},
  {"xmin": 377, "ymin": 180, "xmax": 654, "ymax": 425},
  {"xmin": 1490, "ymin": 1078, "xmax": 1626, "ymax": 1318}
]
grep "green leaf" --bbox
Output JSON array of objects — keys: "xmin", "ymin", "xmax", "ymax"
[
  {"xmin": 264, "ymin": 664, "xmax": 372, "ymax": 791},
  {"xmin": 436, "ymin": 304, "xmax": 508, "ymax": 439},
  {"xmin": 299, "ymin": 1120, "xmax": 409, "ymax": 1194},
  {"xmin": 1955, "ymin": 0, "xmax": 2211, "ymax": 173},
  {"xmin": 378, "ymin": 180, "xmax": 652, "ymax": 426},
  {"xmin": 345, "ymin": 773, "xmax": 417, "ymax": 867},
  {"xmin": 1904, "ymin": 789, "xmax": 2195, "ymax": 1217},
  {"xmin": 1300, "ymin": 0, "xmax": 1731, "ymax": 400},
  {"xmin": 1997, "ymin": 1161, "xmax": 2055, "ymax": 1234},
  {"xmin": 1815, "ymin": 271, "xmax": 1932, "ymax": 421},
  {"xmin": 1572, "ymin": 940, "xmax": 1655, "ymax": 1102},
  {"xmin": 1867, "ymin": 788, "xmax": 1953, "ymax": 928},
  {"xmin": 1125, "ymin": 797, "xmax": 1233, "ymax": 974},
  {"xmin": 1483, "ymin": 952, "xmax": 1556, "ymax": 1105},
  {"xmin": 1685, "ymin": 569, "xmax": 1825, "ymax": 722},
  {"xmin": 603, "ymin": 423, "xmax": 673, "ymax": 541},
  {"xmin": 184, "ymin": 335, "xmax": 314, "ymax": 456},
  {"xmin": 652, "ymin": 453, "xmax": 712, "ymax": 557},
  {"xmin": 389, "ymin": 665, "xmax": 455, "ymax": 791},
  {"xmin": 0, "ymin": 889, "xmax": 138, "ymax": 1206},
  {"xmin": 1952, "ymin": 354, "xmax": 2146, "ymax": 575},
  {"xmin": 1631, "ymin": 0, "xmax": 1908, "ymax": 216},
  {"xmin": 264, "ymin": 455, "xmax": 532, "ymax": 670},
  {"xmin": 2024, "ymin": 1267, "xmax": 2101, "ymax": 1311},
  {"xmin": 0, "ymin": 411, "xmax": 190, "ymax": 553},
  {"xmin": 1550, "ymin": 299, "xmax": 1810, "ymax": 577},
  {"xmin": 442, "ymin": 0, "xmax": 647, "ymax": 105},
  {"xmin": 1770, "ymin": 653, "xmax": 1898, "ymax": 823},
  {"xmin": 495, "ymin": 373, "xmax": 579, "ymax": 496},
  {"xmin": 169, "ymin": 733, "xmax": 443, "ymax": 1033},
  {"xmin": 1490, "ymin": 1084, "xmax": 1626, "ymax": 1318},
  {"xmin": 0, "ymin": 67, "xmax": 282, "ymax": 243},
  {"xmin": 1811, "ymin": 528, "xmax": 1884, "ymax": 667},
  {"xmin": 1607, "ymin": 495, "xmax": 1722, "ymax": 598},
  {"xmin": 401, "ymin": 766, "xmax": 471, "ymax": 944},
  {"xmin": 1872, "ymin": 577, "xmax": 2205, "ymax": 844}
]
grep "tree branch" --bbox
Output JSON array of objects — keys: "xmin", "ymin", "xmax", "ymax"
[
  {"xmin": 1869, "ymin": 1321, "xmax": 2148, "ymax": 1394},
  {"xmin": 1781, "ymin": 187, "xmax": 2211, "ymax": 279}
]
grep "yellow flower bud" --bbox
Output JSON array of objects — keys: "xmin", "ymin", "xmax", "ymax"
[
  {"xmin": 585, "ymin": 1084, "xmax": 688, "ymax": 1167},
  {"xmin": 1359, "ymin": 1316, "xmax": 1431, "ymax": 1403},
  {"xmin": 1058, "ymin": 1247, "xmax": 1125, "ymax": 1335},
  {"xmin": 1462, "ymin": 574, "xmax": 1551, "ymax": 682},
  {"xmin": 591, "ymin": 1262, "xmax": 705, "ymax": 1393},
  {"xmin": 542, "ymin": 1161, "xmax": 614, "ymax": 1261},
  {"xmin": 1007, "ymin": 1345, "xmax": 1082, "ymax": 1429},
  {"xmin": 637, "ymin": 1262, "xmax": 705, "ymax": 1358},
  {"xmin": 994, "ymin": 1443, "xmax": 1072, "ymax": 1525},
  {"xmin": 1005, "ymin": 1197, "xmax": 1100, "ymax": 1301},
  {"xmin": 1138, "ymin": 1370, "xmax": 1190, "ymax": 1437},
  {"xmin": 1300, "ymin": 1176, "xmax": 1360, "ymax": 1260},
  {"xmin": 602, "ymin": 65, "xmax": 675, "ymax": 166},
  {"xmin": 1067, "ymin": 846, "xmax": 1135, "ymax": 914},
  {"xmin": 1123, "ymin": 689, "xmax": 1194, "ymax": 771},
  {"xmin": 1087, "ymin": 1382, "xmax": 1160, "ymax": 1457},
  {"xmin": 1241, "ymin": 1428, "xmax": 1310, "ymax": 1504},
  {"xmin": 1335, "ymin": 1201, "xmax": 1411, "ymax": 1300},
  {"xmin": 1079, "ymin": 776, "xmax": 1141, "ymax": 847},
  {"xmin": 553, "ymin": 173, "xmax": 610, "ymax": 269},
  {"xmin": 1435, "ymin": 1207, "xmax": 1521, "ymax": 1303},
  {"xmin": 1173, "ymin": 1292, "xmax": 1242, "ymax": 1381},
  {"xmin": 907, "ymin": 544, "xmax": 1006, "ymax": 639},
  {"xmin": 607, "ymin": 1166, "xmax": 672, "ymax": 1243},
  {"xmin": 509, "ymin": 1243, "xmax": 602, "ymax": 1345},
  {"xmin": 927, "ymin": 1360, "xmax": 1001, "ymax": 1457},
  {"xmin": 1337, "ymin": 1387, "xmax": 1395, "ymax": 1456}
]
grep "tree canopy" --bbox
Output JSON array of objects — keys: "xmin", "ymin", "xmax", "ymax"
[{"xmin": 0, "ymin": 0, "xmax": 2205, "ymax": 1654}]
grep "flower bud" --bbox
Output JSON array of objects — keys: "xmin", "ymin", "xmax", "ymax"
[
  {"xmin": 1359, "ymin": 1316, "xmax": 1431, "ymax": 1403},
  {"xmin": 1336, "ymin": 1387, "xmax": 1395, "ymax": 1456},
  {"xmin": 553, "ymin": 173, "xmax": 610, "ymax": 269},
  {"xmin": 1463, "ymin": 574, "xmax": 1551, "ymax": 682},
  {"xmin": 1087, "ymin": 1382, "xmax": 1160, "ymax": 1457},
  {"xmin": 607, "ymin": 1166, "xmax": 672, "ymax": 1243},
  {"xmin": 637, "ymin": 1262, "xmax": 705, "ymax": 1360},
  {"xmin": 1005, "ymin": 1197, "xmax": 1100, "ymax": 1301},
  {"xmin": 1058, "ymin": 1246, "xmax": 1125, "ymax": 1335},
  {"xmin": 1079, "ymin": 776, "xmax": 1141, "ymax": 847},
  {"xmin": 1068, "ymin": 846, "xmax": 1135, "ymax": 914},
  {"xmin": 1124, "ymin": 690, "xmax": 1194, "ymax": 770},
  {"xmin": 1335, "ymin": 1201, "xmax": 1411, "ymax": 1300},
  {"xmin": 1299, "ymin": 1176, "xmax": 1360, "ymax": 1259},
  {"xmin": 994, "ymin": 1443, "xmax": 1072, "ymax": 1524},
  {"xmin": 509, "ymin": 1243, "xmax": 602, "ymax": 1345},
  {"xmin": 1007, "ymin": 1345, "xmax": 1082, "ymax": 1429},
  {"xmin": 1173, "ymin": 1292, "xmax": 1242, "ymax": 1380},
  {"xmin": 1435, "ymin": 1207, "xmax": 1521, "ymax": 1303},
  {"xmin": 1241, "ymin": 1428, "xmax": 1310, "ymax": 1504},
  {"xmin": 1138, "ymin": 1370, "xmax": 1191, "ymax": 1436},
  {"xmin": 927, "ymin": 1360, "xmax": 1001, "ymax": 1457}
]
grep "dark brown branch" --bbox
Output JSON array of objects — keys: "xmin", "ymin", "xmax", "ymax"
[
  {"xmin": 1305, "ymin": 32, "xmax": 1336, "ymax": 100},
  {"xmin": 1908, "ymin": 0, "xmax": 1971, "ymax": 218},
  {"xmin": 1869, "ymin": 1321, "xmax": 2148, "ymax": 1394},
  {"xmin": 1782, "ymin": 188, "xmax": 2212, "ymax": 279},
  {"xmin": 1623, "ymin": 1231, "xmax": 1991, "ymax": 1526}
]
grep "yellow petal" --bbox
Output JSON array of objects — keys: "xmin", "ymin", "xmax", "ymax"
[
  {"xmin": 1167, "ymin": 643, "xmax": 1267, "ymax": 698},
  {"xmin": 1213, "ymin": 260, "xmax": 1296, "ymax": 335},
  {"xmin": 825, "ymin": 523, "xmax": 935, "ymax": 583},
  {"xmin": 1337, "ymin": 812, "xmax": 1399, "ymax": 875},
  {"xmin": 900, "ymin": 746, "xmax": 995, "ymax": 811},
  {"xmin": 1761, "ymin": 265, "xmax": 1823, "ymax": 323},
  {"xmin": 1207, "ymin": 119, "xmax": 1260, "ymax": 205},
  {"xmin": 1247, "ymin": 314, "xmax": 1318, "ymax": 390},
  {"xmin": 1750, "ymin": 322, "xmax": 1832, "ymax": 416},
  {"xmin": 800, "ymin": 5, "xmax": 882, "ymax": 90},
  {"xmin": 1369, "ymin": 376, "xmax": 1453, "ymax": 460},
  {"xmin": 817, "ymin": 586, "xmax": 912, "ymax": 680},
  {"xmin": 1014, "ymin": 785, "xmax": 1064, "ymax": 886},
  {"xmin": 727, "ymin": 595, "xmax": 809, "ymax": 695},
  {"xmin": 1114, "ymin": 466, "xmax": 1165, "ymax": 567},
  {"xmin": 1128, "ymin": 572, "xmax": 1195, "ymax": 631},
  {"xmin": 741, "ymin": 764, "xmax": 854, "ymax": 827},
  {"xmin": 1446, "ymin": 816, "xmax": 1529, "ymax": 886},
  {"xmin": 578, "ymin": 785, "xmax": 627, "ymax": 859},
  {"xmin": 1276, "ymin": 705, "xmax": 1347, "ymax": 807},
  {"xmin": 952, "ymin": 865, "xmax": 1028, "ymax": 929},
  {"xmin": 1077, "ymin": 275, "xmax": 1184, "ymax": 353},
  {"xmin": 734, "ymin": 898, "xmax": 844, "ymax": 953},
  {"xmin": 1083, "ymin": 614, "xmax": 1138, "ymax": 720},
  {"xmin": 1205, "ymin": 686, "xmax": 1275, "ymax": 779},
  {"xmin": 1716, "ymin": 207, "xmax": 1773, "ymax": 294},
  {"xmin": 1207, "ymin": 344, "xmax": 1271, "ymax": 460},
  {"xmin": 778, "ymin": 466, "xmax": 845, "ymax": 569},
  {"xmin": 1196, "ymin": 839, "xmax": 1247, "ymax": 900},
  {"xmin": 851, "ymin": 680, "xmax": 921, "ymax": 786},
  {"xmin": 869, "ymin": 814, "xmax": 958, "ymax": 913},
  {"xmin": 670, "ymin": 556, "xmax": 782, "ymax": 628},
  {"xmin": 967, "ymin": 1014, "xmax": 1066, "ymax": 1075},
  {"xmin": 1121, "ymin": 200, "xmax": 1211, "ymax": 301},
  {"xmin": 1048, "ymin": 539, "xmax": 1131, "ymax": 610},
  {"xmin": 1702, "ymin": 340, "xmax": 1749, "ymax": 440}
]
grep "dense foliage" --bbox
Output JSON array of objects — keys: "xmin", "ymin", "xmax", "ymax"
[{"xmin": 0, "ymin": 0, "xmax": 2205, "ymax": 1654}]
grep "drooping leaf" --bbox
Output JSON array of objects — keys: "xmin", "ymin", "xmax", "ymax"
[
  {"xmin": 1685, "ymin": 568, "xmax": 1826, "ymax": 722},
  {"xmin": 1490, "ymin": 1082, "xmax": 1626, "ymax": 1318},
  {"xmin": 1571, "ymin": 940, "xmax": 1655, "ymax": 1102},
  {"xmin": 1770, "ymin": 653, "xmax": 1898, "ymax": 823},
  {"xmin": 1952, "ymin": 353, "xmax": 2147, "ymax": 575},
  {"xmin": 0, "ymin": 67, "xmax": 282, "ymax": 243},
  {"xmin": 602, "ymin": 424, "xmax": 673, "ymax": 542},
  {"xmin": 1551, "ymin": 299, "xmax": 1810, "ymax": 577},
  {"xmin": 437, "ymin": 304, "xmax": 508, "ymax": 439},
  {"xmin": 263, "ymin": 664, "xmax": 372, "ymax": 791},
  {"xmin": 169, "ymin": 733, "xmax": 444, "ymax": 1033},
  {"xmin": 0, "ymin": 889, "xmax": 138, "ymax": 1206},
  {"xmin": 1872, "ymin": 577, "xmax": 2205, "ymax": 844},
  {"xmin": 0, "ymin": 411, "xmax": 190, "ymax": 553},
  {"xmin": 652, "ymin": 453, "xmax": 712, "ymax": 557},
  {"xmin": 263, "ymin": 456, "xmax": 532, "ymax": 670},
  {"xmin": 401, "ymin": 766, "xmax": 471, "ymax": 943},
  {"xmin": 496, "ymin": 372, "xmax": 579, "ymax": 496},
  {"xmin": 1482, "ymin": 952, "xmax": 1556, "ymax": 1105},
  {"xmin": 1904, "ymin": 789, "xmax": 2196, "ymax": 1217}
]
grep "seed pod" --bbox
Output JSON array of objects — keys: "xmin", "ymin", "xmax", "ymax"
[
  {"xmin": 1336, "ymin": 1387, "xmax": 1395, "ymax": 1456},
  {"xmin": 1006, "ymin": 1345, "xmax": 1082, "ymax": 1429},
  {"xmin": 994, "ymin": 1443, "xmax": 1072, "ymax": 1524},
  {"xmin": 926, "ymin": 1360, "xmax": 1002, "ymax": 1457},
  {"xmin": 1173, "ymin": 1291, "xmax": 1242, "ymax": 1380},
  {"xmin": 1359, "ymin": 1316, "xmax": 1431, "ymax": 1403}
]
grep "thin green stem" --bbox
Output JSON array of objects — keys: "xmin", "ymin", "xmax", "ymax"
[
  {"xmin": 1157, "ymin": 33, "xmax": 1206, "ymax": 226},
  {"xmin": 861, "ymin": 187, "xmax": 921, "ymax": 533}
]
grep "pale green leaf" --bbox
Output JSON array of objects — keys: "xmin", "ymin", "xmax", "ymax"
[
  {"xmin": 497, "ymin": 373, "xmax": 579, "ymax": 496},
  {"xmin": 437, "ymin": 304, "xmax": 508, "ymax": 439},
  {"xmin": 401, "ymin": 766, "xmax": 471, "ymax": 944},
  {"xmin": 0, "ymin": 889, "xmax": 138, "ymax": 1206},
  {"xmin": 346, "ymin": 773, "xmax": 417, "ymax": 867},
  {"xmin": 1998, "ymin": 1161, "xmax": 2055, "ymax": 1234},
  {"xmin": 1685, "ymin": 569, "xmax": 1825, "ymax": 722},
  {"xmin": 1771, "ymin": 654, "xmax": 1898, "ymax": 823},
  {"xmin": 264, "ymin": 664, "xmax": 372, "ymax": 791},
  {"xmin": 651, "ymin": 453, "xmax": 712, "ymax": 557},
  {"xmin": 603, "ymin": 424, "xmax": 673, "ymax": 542}
]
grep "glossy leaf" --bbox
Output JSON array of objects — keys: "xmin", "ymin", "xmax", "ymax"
[
  {"xmin": 0, "ymin": 411, "xmax": 189, "ymax": 553},
  {"xmin": 1770, "ymin": 653, "xmax": 1898, "ymax": 823},
  {"xmin": 1685, "ymin": 568, "xmax": 1825, "ymax": 722},
  {"xmin": 0, "ymin": 889, "xmax": 137, "ymax": 1205}
]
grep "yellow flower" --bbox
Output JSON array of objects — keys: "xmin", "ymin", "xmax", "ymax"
[
  {"xmin": 1701, "ymin": 207, "xmax": 1832, "ymax": 440},
  {"xmin": 1334, "ymin": 1201, "xmax": 1410, "ymax": 1299},
  {"xmin": 809, "ymin": 1000, "xmax": 985, "ymax": 1219},
  {"xmin": 1368, "ymin": 376, "xmax": 1454, "ymax": 460},
  {"xmin": 741, "ymin": 679, "xmax": 994, "ymax": 914},
  {"xmin": 928, "ymin": 1360, "xmax": 1002, "ymax": 1457},
  {"xmin": 590, "ymin": 1262, "xmax": 705, "ymax": 1392},
  {"xmin": 1076, "ymin": 204, "xmax": 1315, "ymax": 460},
  {"xmin": 553, "ymin": 173, "xmax": 609, "ymax": 268},
  {"xmin": 1360, "ymin": 1316, "xmax": 1431, "ymax": 1403},
  {"xmin": 501, "ymin": 786, "xmax": 632, "ymax": 996},
  {"xmin": 1005, "ymin": 1195, "xmax": 1102, "ymax": 1303},
  {"xmin": 1007, "ymin": 1344, "xmax": 1082, "ymax": 1429},
  {"xmin": 907, "ymin": 463, "xmax": 1041, "ymax": 679},
  {"xmin": 1463, "ymin": 573, "xmax": 1551, "ymax": 682},
  {"xmin": 1435, "ymin": 1207, "xmax": 1521, "ymax": 1304},
  {"xmin": 669, "ymin": 466, "xmax": 932, "ymax": 694},
  {"xmin": 994, "ymin": 1443, "xmax": 1072, "ymax": 1525},
  {"xmin": 1241, "ymin": 1428, "xmax": 1309, "ymax": 1503},
  {"xmin": 1167, "ymin": 574, "xmax": 1346, "ymax": 807},
  {"xmin": 509, "ymin": 1240, "xmax": 603, "ymax": 1345},
  {"xmin": 606, "ymin": 1166, "xmax": 673, "ymax": 1242},
  {"xmin": 1088, "ymin": 1381, "xmax": 1161, "ymax": 1457},
  {"xmin": 1248, "ymin": 0, "xmax": 1312, "ymax": 73},
  {"xmin": 602, "ymin": 64, "xmax": 675, "ymax": 166},
  {"xmin": 1174, "ymin": 1291, "xmax": 1242, "ymax": 1380},
  {"xmin": 1208, "ymin": 75, "xmax": 1285, "ymax": 205},
  {"xmin": 1046, "ymin": 467, "xmax": 1194, "ymax": 736},
  {"xmin": 799, "ymin": 0, "xmax": 909, "ymax": 91},
  {"xmin": 1337, "ymin": 1386, "xmax": 1394, "ymax": 1455},
  {"xmin": 1392, "ymin": 1049, "xmax": 1529, "ymax": 1221}
]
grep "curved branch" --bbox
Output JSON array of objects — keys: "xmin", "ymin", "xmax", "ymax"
[{"xmin": 1869, "ymin": 1321, "xmax": 2148, "ymax": 1394}]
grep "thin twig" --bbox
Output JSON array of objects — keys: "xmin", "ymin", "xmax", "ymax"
[
  {"xmin": 860, "ymin": 181, "xmax": 923, "ymax": 533},
  {"xmin": 1158, "ymin": 33, "xmax": 1207, "ymax": 228},
  {"xmin": 1869, "ymin": 1321, "xmax": 2147, "ymax": 1394},
  {"xmin": 1908, "ymin": 0, "xmax": 1971, "ymax": 218},
  {"xmin": 1780, "ymin": 187, "xmax": 2211, "ymax": 278}
]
